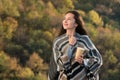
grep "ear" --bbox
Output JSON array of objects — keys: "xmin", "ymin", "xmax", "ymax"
[{"xmin": 74, "ymin": 23, "xmax": 78, "ymax": 27}]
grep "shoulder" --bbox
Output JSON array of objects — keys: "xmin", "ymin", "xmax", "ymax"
[
  {"xmin": 76, "ymin": 34, "xmax": 94, "ymax": 48},
  {"xmin": 77, "ymin": 35, "xmax": 91, "ymax": 44},
  {"xmin": 53, "ymin": 34, "xmax": 66, "ymax": 43},
  {"xmin": 80, "ymin": 35, "xmax": 91, "ymax": 41},
  {"xmin": 53, "ymin": 34, "xmax": 68, "ymax": 47},
  {"xmin": 76, "ymin": 33, "xmax": 90, "ymax": 40}
]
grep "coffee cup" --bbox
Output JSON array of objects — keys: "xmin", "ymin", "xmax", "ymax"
[{"xmin": 75, "ymin": 47, "xmax": 86, "ymax": 59}]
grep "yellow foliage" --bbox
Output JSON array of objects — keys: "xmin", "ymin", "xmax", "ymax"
[
  {"xmin": 88, "ymin": 10, "xmax": 103, "ymax": 26},
  {"xmin": 27, "ymin": 10, "xmax": 40, "ymax": 19},
  {"xmin": 8, "ymin": 57, "xmax": 18, "ymax": 70},
  {"xmin": 44, "ymin": 1, "xmax": 58, "ymax": 16},
  {"xmin": 27, "ymin": 52, "xmax": 43, "ymax": 73},
  {"xmin": 64, "ymin": 0, "xmax": 74, "ymax": 9},
  {"xmin": 1, "ymin": 0, "xmax": 20, "ymax": 16},
  {"xmin": 85, "ymin": 23, "xmax": 98, "ymax": 38},
  {"xmin": 17, "ymin": 67, "xmax": 34, "ymax": 78},
  {"xmin": 0, "ymin": 1, "xmax": 3, "ymax": 13},
  {"xmin": 0, "ymin": 51, "xmax": 9, "ymax": 61},
  {"xmin": 3, "ymin": 17, "xmax": 18, "ymax": 39},
  {"xmin": 108, "ymin": 68, "xmax": 119, "ymax": 75},
  {"xmin": 97, "ymin": 27, "xmax": 111, "ymax": 36},
  {"xmin": 0, "ymin": 51, "xmax": 19, "ymax": 71},
  {"xmin": 77, "ymin": 10, "xmax": 86, "ymax": 17},
  {"xmin": 43, "ymin": 31, "xmax": 53, "ymax": 42},
  {"xmin": 105, "ymin": 50, "xmax": 117, "ymax": 64},
  {"xmin": 34, "ymin": 72, "xmax": 47, "ymax": 80}
]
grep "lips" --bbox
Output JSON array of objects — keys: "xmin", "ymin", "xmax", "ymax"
[
  {"xmin": 63, "ymin": 24, "xmax": 68, "ymax": 29},
  {"xmin": 63, "ymin": 24, "xmax": 68, "ymax": 26}
]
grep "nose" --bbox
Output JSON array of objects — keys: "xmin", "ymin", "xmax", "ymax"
[{"xmin": 63, "ymin": 19, "xmax": 67, "ymax": 23}]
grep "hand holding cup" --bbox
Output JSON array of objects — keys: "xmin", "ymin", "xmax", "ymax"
[
  {"xmin": 69, "ymin": 35, "xmax": 76, "ymax": 46},
  {"xmin": 75, "ymin": 47, "xmax": 86, "ymax": 64}
]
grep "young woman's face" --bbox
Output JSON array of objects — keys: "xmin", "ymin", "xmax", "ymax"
[{"xmin": 62, "ymin": 13, "xmax": 77, "ymax": 30}]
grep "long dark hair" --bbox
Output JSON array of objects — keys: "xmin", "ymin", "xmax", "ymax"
[{"xmin": 58, "ymin": 10, "xmax": 87, "ymax": 36}]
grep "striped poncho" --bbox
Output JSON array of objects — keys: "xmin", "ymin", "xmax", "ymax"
[{"xmin": 48, "ymin": 33, "xmax": 103, "ymax": 80}]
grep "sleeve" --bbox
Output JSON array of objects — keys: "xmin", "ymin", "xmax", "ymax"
[
  {"xmin": 48, "ymin": 38, "xmax": 76, "ymax": 80},
  {"xmin": 48, "ymin": 40, "xmax": 61, "ymax": 80},
  {"xmin": 48, "ymin": 53, "xmax": 59, "ymax": 80},
  {"xmin": 83, "ymin": 36, "xmax": 103, "ymax": 78}
]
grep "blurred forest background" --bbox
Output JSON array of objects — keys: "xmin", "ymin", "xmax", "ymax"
[{"xmin": 0, "ymin": 0, "xmax": 120, "ymax": 80}]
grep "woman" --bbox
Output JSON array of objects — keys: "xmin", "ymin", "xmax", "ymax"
[{"xmin": 48, "ymin": 10, "xmax": 103, "ymax": 80}]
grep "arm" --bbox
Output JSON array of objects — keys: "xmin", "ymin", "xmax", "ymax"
[
  {"xmin": 48, "ymin": 53, "xmax": 59, "ymax": 80},
  {"xmin": 48, "ymin": 40, "xmax": 61, "ymax": 80},
  {"xmin": 48, "ymin": 40, "xmax": 74, "ymax": 80},
  {"xmin": 82, "ymin": 36, "xmax": 103, "ymax": 78},
  {"xmin": 85, "ymin": 48, "xmax": 103, "ymax": 78},
  {"xmin": 48, "ymin": 35, "xmax": 77, "ymax": 80}
]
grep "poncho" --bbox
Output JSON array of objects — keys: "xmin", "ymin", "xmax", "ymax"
[{"xmin": 48, "ymin": 33, "xmax": 103, "ymax": 80}]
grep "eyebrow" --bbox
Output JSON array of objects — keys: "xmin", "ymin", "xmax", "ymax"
[{"xmin": 64, "ymin": 16, "xmax": 74, "ymax": 19}]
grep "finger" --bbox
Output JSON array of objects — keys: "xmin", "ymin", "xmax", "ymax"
[
  {"xmin": 77, "ymin": 59, "xmax": 83, "ymax": 64},
  {"xmin": 78, "ymin": 57, "xmax": 83, "ymax": 61},
  {"xmin": 80, "ymin": 55, "xmax": 83, "ymax": 58},
  {"xmin": 69, "ymin": 35, "xmax": 71, "ymax": 38},
  {"xmin": 75, "ymin": 57, "xmax": 83, "ymax": 62}
]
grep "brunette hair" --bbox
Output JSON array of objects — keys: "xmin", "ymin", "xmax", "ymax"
[{"xmin": 58, "ymin": 10, "xmax": 87, "ymax": 36}]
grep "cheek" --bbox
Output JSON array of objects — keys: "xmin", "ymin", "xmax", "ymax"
[
  {"xmin": 68, "ymin": 21, "xmax": 75, "ymax": 26},
  {"xmin": 62, "ymin": 20, "xmax": 65, "ymax": 24}
]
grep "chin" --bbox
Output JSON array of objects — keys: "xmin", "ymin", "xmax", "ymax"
[
  {"xmin": 63, "ymin": 28, "xmax": 68, "ymax": 30},
  {"xmin": 63, "ymin": 26, "xmax": 67, "ymax": 29}
]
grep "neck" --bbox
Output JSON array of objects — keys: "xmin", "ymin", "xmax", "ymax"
[{"xmin": 66, "ymin": 29, "xmax": 75, "ymax": 36}]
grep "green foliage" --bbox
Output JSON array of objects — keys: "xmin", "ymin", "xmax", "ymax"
[
  {"xmin": 72, "ymin": 0, "xmax": 94, "ymax": 12},
  {"xmin": 51, "ymin": 0, "xmax": 74, "ymax": 13},
  {"xmin": 26, "ymin": 29, "xmax": 53, "ymax": 62},
  {"xmin": 27, "ymin": 30, "xmax": 50, "ymax": 52}
]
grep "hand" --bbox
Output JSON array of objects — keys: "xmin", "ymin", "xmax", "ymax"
[
  {"xmin": 69, "ymin": 35, "xmax": 76, "ymax": 46},
  {"xmin": 75, "ymin": 55, "xmax": 83, "ymax": 64}
]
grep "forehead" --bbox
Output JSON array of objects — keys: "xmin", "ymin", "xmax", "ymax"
[{"xmin": 65, "ymin": 13, "xmax": 74, "ymax": 18}]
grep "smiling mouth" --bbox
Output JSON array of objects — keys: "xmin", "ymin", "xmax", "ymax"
[{"xmin": 64, "ymin": 24, "xmax": 68, "ymax": 26}]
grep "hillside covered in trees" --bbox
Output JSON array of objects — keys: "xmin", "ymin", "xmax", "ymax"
[{"xmin": 0, "ymin": 0, "xmax": 120, "ymax": 80}]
